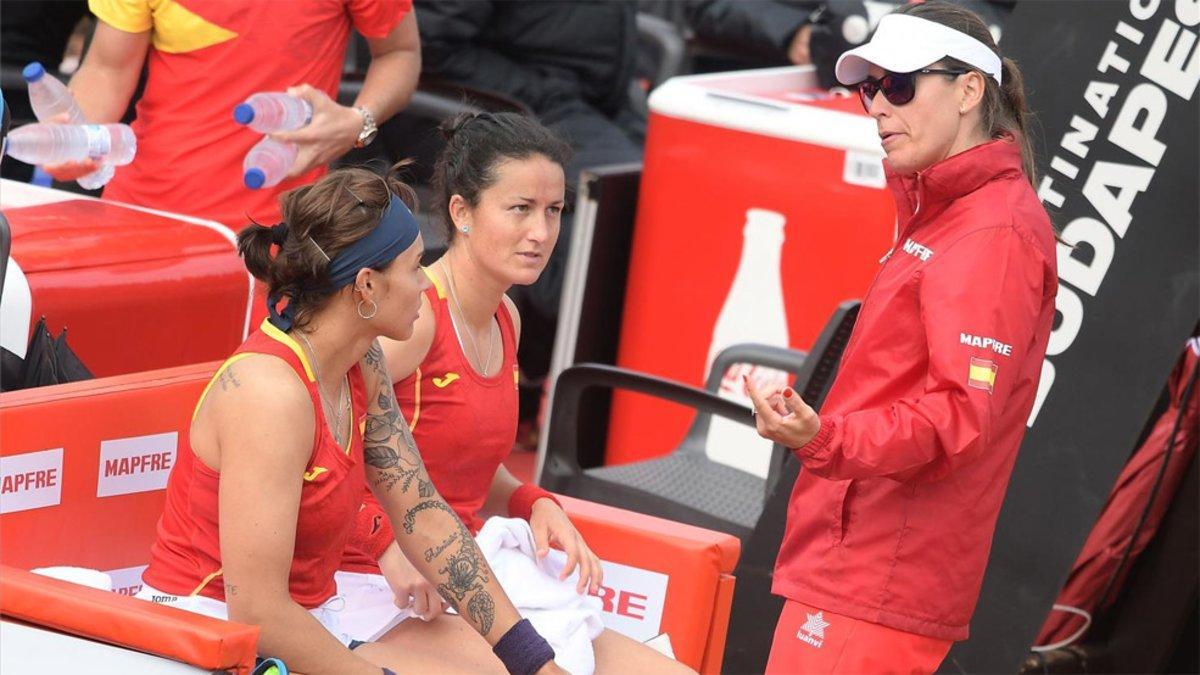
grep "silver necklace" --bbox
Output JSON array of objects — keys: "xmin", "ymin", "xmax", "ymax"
[
  {"xmin": 440, "ymin": 260, "xmax": 498, "ymax": 376},
  {"xmin": 295, "ymin": 329, "xmax": 350, "ymax": 446}
]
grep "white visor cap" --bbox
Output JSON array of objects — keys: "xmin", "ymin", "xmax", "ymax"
[{"xmin": 835, "ymin": 14, "xmax": 1002, "ymax": 87}]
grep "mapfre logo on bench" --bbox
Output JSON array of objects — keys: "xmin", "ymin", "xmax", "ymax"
[
  {"xmin": 97, "ymin": 432, "xmax": 178, "ymax": 498},
  {"xmin": 0, "ymin": 448, "xmax": 64, "ymax": 514},
  {"xmin": 590, "ymin": 560, "xmax": 670, "ymax": 642}
]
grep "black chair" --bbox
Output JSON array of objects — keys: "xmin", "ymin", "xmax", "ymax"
[
  {"xmin": 540, "ymin": 300, "xmax": 860, "ymax": 541},
  {"xmin": 629, "ymin": 12, "xmax": 688, "ymax": 117}
]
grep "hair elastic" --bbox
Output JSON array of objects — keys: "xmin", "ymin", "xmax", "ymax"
[{"xmin": 269, "ymin": 222, "xmax": 289, "ymax": 246}]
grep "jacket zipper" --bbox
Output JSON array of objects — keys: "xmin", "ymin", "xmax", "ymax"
[
  {"xmin": 877, "ymin": 176, "xmax": 924, "ymax": 264},
  {"xmin": 845, "ymin": 176, "xmax": 926, "ymax": 361}
]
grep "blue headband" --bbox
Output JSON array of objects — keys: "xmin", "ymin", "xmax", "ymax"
[{"xmin": 267, "ymin": 193, "xmax": 420, "ymax": 331}]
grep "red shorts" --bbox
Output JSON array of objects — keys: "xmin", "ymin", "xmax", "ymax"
[{"xmin": 765, "ymin": 600, "xmax": 953, "ymax": 674}]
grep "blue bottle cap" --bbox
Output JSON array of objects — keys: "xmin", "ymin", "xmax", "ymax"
[
  {"xmin": 22, "ymin": 62, "xmax": 46, "ymax": 83},
  {"xmin": 233, "ymin": 103, "xmax": 255, "ymax": 125},
  {"xmin": 244, "ymin": 168, "xmax": 266, "ymax": 190}
]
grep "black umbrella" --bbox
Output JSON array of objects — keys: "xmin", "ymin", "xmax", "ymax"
[
  {"xmin": 15, "ymin": 317, "xmax": 57, "ymax": 389},
  {"xmin": 53, "ymin": 327, "xmax": 92, "ymax": 382},
  {"xmin": 0, "ymin": 347, "xmax": 22, "ymax": 390},
  {"xmin": 2, "ymin": 317, "xmax": 94, "ymax": 392}
]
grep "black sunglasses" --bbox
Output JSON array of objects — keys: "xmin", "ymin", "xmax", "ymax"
[{"xmin": 857, "ymin": 68, "xmax": 970, "ymax": 112}]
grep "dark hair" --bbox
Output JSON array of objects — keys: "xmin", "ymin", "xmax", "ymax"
[
  {"xmin": 894, "ymin": 1, "xmax": 1037, "ymax": 186},
  {"xmin": 237, "ymin": 163, "xmax": 418, "ymax": 330},
  {"xmin": 431, "ymin": 112, "xmax": 572, "ymax": 242}
]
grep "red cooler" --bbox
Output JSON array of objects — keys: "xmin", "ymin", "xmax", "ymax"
[
  {"xmin": 606, "ymin": 66, "xmax": 896, "ymax": 476},
  {"xmin": 1, "ymin": 180, "xmax": 252, "ymax": 378}
]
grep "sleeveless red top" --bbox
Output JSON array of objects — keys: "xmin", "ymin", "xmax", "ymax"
[
  {"xmin": 341, "ymin": 270, "xmax": 519, "ymax": 573},
  {"xmin": 143, "ymin": 319, "xmax": 368, "ymax": 608}
]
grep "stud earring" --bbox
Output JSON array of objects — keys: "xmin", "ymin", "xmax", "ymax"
[{"xmin": 461, "ymin": 225, "xmax": 470, "ymax": 234}]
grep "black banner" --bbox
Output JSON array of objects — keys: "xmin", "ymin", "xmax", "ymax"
[{"xmin": 944, "ymin": 0, "xmax": 1199, "ymax": 671}]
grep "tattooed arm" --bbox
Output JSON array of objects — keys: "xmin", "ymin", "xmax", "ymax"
[{"xmin": 361, "ymin": 340, "xmax": 527, "ymax": 643}]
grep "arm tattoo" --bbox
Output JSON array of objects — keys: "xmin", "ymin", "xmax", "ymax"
[
  {"xmin": 364, "ymin": 391, "xmax": 403, "ymax": 447},
  {"xmin": 365, "ymin": 340, "xmax": 387, "ymax": 379},
  {"xmin": 368, "ymin": 452, "xmax": 436, "ymax": 497},
  {"xmin": 364, "ymin": 390, "xmax": 434, "ymax": 497},
  {"xmin": 424, "ymin": 531, "xmax": 462, "ymax": 563},
  {"xmin": 363, "ymin": 341, "xmax": 497, "ymax": 635},
  {"xmin": 467, "ymin": 591, "xmax": 496, "ymax": 635},
  {"xmin": 363, "ymin": 444, "xmax": 400, "ymax": 469},
  {"xmin": 401, "ymin": 498, "xmax": 458, "ymax": 535},
  {"xmin": 217, "ymin": 365, "xmax": 241, "ymax": 391},
  {"xmin": 437, "ymin": 539, "xmax": 490, "ymax": 603},
  {"xmin": 404, "ymin": 498, "xmax": 498, "ymax": 635}
]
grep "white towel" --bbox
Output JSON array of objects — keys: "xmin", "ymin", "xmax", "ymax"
[
  {"xmin": 31, "ymin": 566, "xmax": 113, "ymax": 591},
  {"xmin": 475, "ymin": 517, "xmax": 605, "ymax": 675}
]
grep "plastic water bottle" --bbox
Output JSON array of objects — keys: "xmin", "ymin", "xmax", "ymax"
[
  {"xmin": 22, "ymin": 61, "xmax": 116, "ymax": 188},
  {"xmin": 243, "ymin": 136, "xmax": 298, "ymax": 189},
  {"xmin": 5, "ymin": 123, "xmax": 137, "ymax": 166},
  {"xmin": 702, "ymin": 208, "xmax": 791, "ymax": 478},
  {"xmin": 233, "ymin": 93, "xmax": 312, "ymax": 133}
]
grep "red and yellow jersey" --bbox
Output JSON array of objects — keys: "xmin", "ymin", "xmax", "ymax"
[
  {"xmin": 341, "ymin": 271, "xmax": 520, "ymax": 572},
  {"xmin": 89, "ymin": 0, "xmax": 410, "ymax": 229},
  {"xmin": 143, "ymin": 319, "xmax": 368, "ymax": 609}
]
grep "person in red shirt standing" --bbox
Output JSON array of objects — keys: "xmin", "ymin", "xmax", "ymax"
[
  {"xmin": 745, "ymin": 2, "xmax": 1057, "ymax": 673},
  {"xmin": 45, "ymin": 0, "xmax": 418, "ymax": 229},
  {"xmin": 341, "ymin": 112, "xmax": 693, "ymax": 673}
]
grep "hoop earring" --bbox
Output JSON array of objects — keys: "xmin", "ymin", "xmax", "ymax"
[{"xmin": 357, "ymin": 299, "xmax": 378, "ymax": 319}]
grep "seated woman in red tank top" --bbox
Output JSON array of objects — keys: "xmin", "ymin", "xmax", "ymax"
[
  {"xmin": 341, "ymin": 114, "xmax": 692, "ymax": 673},
  {"xmin": 137, "ymin": 166, "xmax": 564, "ymax": 675}
]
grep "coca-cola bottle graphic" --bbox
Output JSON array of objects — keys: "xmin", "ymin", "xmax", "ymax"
[{"xmin": 703, "ymin": 208, "xmax": 790, "ymax": 477}]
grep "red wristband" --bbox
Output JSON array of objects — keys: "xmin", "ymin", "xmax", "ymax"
[
  {"xmin": 352, "ymin": 501, "xmax": 395, "ymax": 562},
  {"xmin": 508, "ymin": 484, "xmax": 561, "ymax": 521}
]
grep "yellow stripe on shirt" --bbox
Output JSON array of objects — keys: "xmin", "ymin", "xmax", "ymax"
[
  {"xmin": 147, "ymin": 0, "xmax": 238, "ymax": 53},
  {"xmin": 423, "ymin": 267, "xmax": 446, "ymax": 300},
  {"xmin": 189, "ymin": 567, "xmax": 223, "ymax": 597},
  {"xmin": 192, "ymin": 352, "xmax": 256, "ymax": 422},
  {"xmin": 408, "ymin": 366, "xmax": 422, "ymax": 433},
  {"xmin": 260, "ymin": 319, "xmax": 316, "ymax": 382}
]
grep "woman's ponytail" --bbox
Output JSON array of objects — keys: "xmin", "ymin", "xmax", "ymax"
[
  {"xmin": 1000, "ymin": 57, "xmax": 1037, "ymax": 186},
  {"xmin": 237, "ymin": 222, "xmax": 278, "ymax": 285}
]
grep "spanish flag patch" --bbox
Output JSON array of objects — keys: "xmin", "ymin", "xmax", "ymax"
[{"xmin": 968, "ymin": 357, "xmax": 997, "ymax": 393}]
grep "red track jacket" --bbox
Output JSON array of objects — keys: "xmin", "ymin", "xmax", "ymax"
[{"xmin": 772, "ymin": 139, "xmax": 1058, "ymax": 641}]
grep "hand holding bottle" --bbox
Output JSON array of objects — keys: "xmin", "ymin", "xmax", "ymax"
[
  {"xmin": 269, "ymin": 84, "xmax": 364, "ymax": 177},
  {"xmin": 6, "ymin": 122, "xmax": 136, "ymax": 167},
  {"xmin": 233, "ymin": 92, "xmax": 312, "ymax": 133},
  {"xmin": 36, "ymin": 112, "xmax": 102, "ymax": 182},
  {"xmin": 243, "ymin": 136, "xmax": 299, "ymax": 190},
  {"xmin": 23, "ymin": 62, "xmax": 116, "ymax": 187}
]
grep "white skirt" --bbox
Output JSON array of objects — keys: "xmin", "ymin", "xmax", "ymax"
[{"xmin": 135, "ymin": 571, "xmax": 409, "ymax": 647}]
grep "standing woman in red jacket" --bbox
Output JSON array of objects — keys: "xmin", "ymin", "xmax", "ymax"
[{"xmin": 745, "ymin": 2, "xmax": 1058, "ymax": 673}]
